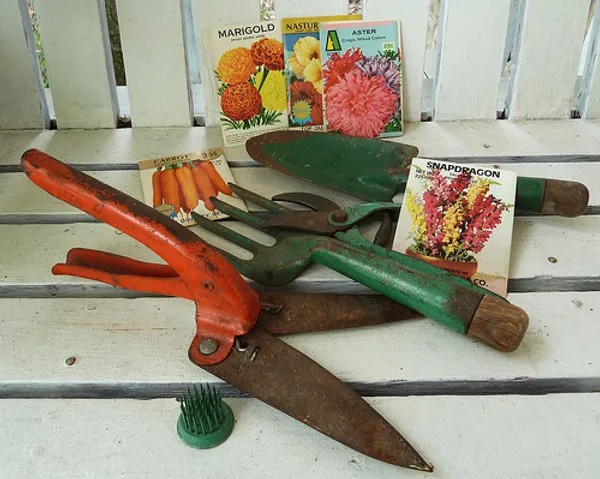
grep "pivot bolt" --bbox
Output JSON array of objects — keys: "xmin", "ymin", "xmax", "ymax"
[
  {"xmin": 331, "ymin": 210, "xmax": 348, "ymax": 223},
  {"xmin": 198, "ymin": 338, "xmax": 219, "ymax": 355}
]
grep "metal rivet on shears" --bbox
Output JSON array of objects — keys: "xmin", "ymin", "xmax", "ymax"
[
  {"xmin": 198, "ymin": 338, "xmax": 219, "ymax": 355},
  {"xmin": 331, "ymin": 210, "xmax": 348, "ymax": 223}
]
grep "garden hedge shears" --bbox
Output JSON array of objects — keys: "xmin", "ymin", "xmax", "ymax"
[
  {"xmin": 21, "ymin": 149, "xmax": 432, "ymax": 472},
  {"xmin": 191, "ymin": 184, "xmax": 529, "ymax": 353}
]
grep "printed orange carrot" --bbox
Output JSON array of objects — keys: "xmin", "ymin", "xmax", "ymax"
[
  {"xmin": 200, "ymin": 160, "xmax": 233, "ymax": 195},
  {"xmin": 160, "ymin": 167, "xmax": 181, "ymax": 213},
  {"xmin": 152, "ymin": 169, "xmax": 163, "ymax": 207},
  {"xmin": 175, "ymin": 163, "xmax": 200, "ymax": 212},
  {"xmin": 191, "ymin": 161, "xmax": 217, "ymax": 211}
]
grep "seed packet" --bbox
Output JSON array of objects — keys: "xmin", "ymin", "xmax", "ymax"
[
  {"xmin": 205, "ymin": 21, "xmax": 288, "ymax": 147},
  {"xmin": 281, "ymin": 14, "xmax": 361, "ymax": 130},
  {"xmin": 392, "ymin": 158, "xmax": 517, "ymax": 297},
  {"xmin": 320, "ymin": 19, "xmax": 403, "ymax": 138},
  {"xmin": 138, "ymin": 149, "xmax": 247, "ymax": 227}
]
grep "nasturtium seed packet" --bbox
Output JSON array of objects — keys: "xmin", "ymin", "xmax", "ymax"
[
  {"xmin": 281, "ymin": 14, "xmax": 361, "ymax": 130},
  {"xmin": 320, "ymin": 19, "xmax": 404, "ymax": 139},
  {"xmin": 206, "ymin": 21, "xmax": 288, "ymax": 147},
  {"xmin": 393, "ymin": 158, "xmax": 517, "ymax": 297},
  {"xmin": 138, "ymin": 149, "xmax": 247, "ymax": 227}
]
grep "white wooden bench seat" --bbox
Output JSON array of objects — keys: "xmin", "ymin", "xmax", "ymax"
[
  {"xmin": 2, "ymin": 0, "xmax": 600, "ymax": 475},
  {"xmin": 1, "ymin": 121, "xmax": 599, "ymax": 477}
]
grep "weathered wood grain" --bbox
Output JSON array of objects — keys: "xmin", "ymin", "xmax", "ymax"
[
  {"xmin": 507, "ymin": 0, "xmax": 590, "ymax": 119},
  {"xmin": 0, "ymin": 0, "xmax": 49, "ymax": 129},
  {"xmin": 116, "ymin": 0, "xmax": 193, "ymax": 127},
  {"xmin": 2, "ymin": 121, "xmax": 600, "ymax": 169},
  {"xmin": 0, "ymin": 292, "xmax": 598, "ymax": 386},
  {"xmin": 34, "ymin": 0, "xmax": 118, "ymax": 128},
  {"xmin": 434, "ymin": 0, "xmax": 511, "ymax": 120},
  {"xmin": 1, "ymin": 395, "xmax": 599, "ymax": 478}
]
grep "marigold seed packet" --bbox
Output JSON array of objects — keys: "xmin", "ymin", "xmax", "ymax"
[
  {"xmin": 320, "ymin": 19, "xmax": 403, "ymax": 138},
  {"xmin": 206, "ymin": 21, "xmax": 288, "ymax": 147},
  {"xmin": 392, "ymin": 158, "xmax": 517, "ymax": 297},
  {"xmin": 138, "ymin": 149, "xmax": 247, "ymax": 227},
  {"xmin": 282, "ymin": 14, "xmax": 361, "ymax": 130}
]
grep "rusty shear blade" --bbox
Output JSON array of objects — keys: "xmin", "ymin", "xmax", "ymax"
[
  {"xmin": 196, "ymin": 328, "xmax": 433, "ymax": 472},
  {"xmin": 257, "ymin": 292, "xmax": 422, "ymax": 334}
]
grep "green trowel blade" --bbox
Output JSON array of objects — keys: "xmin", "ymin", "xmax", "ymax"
[{"xmin": 246, "ymin": 131, "xmax": 419, "ymax": 201}]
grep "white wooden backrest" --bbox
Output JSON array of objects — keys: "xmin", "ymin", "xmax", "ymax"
[{"xmin": 1, "ymin": 0, "xmax": 598, "ymax": 130}]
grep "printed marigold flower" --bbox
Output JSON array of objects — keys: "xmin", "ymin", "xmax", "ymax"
[
  {"xmin": 325, "ymin": 69, "xmax": 396, "ymax": 138},
  {"xmin": 322, "ymin": 48, "xmax": 364, "ymax": 92},
  {"xmin": 251, "ymin": 38, "xmax": 284, "ymax": 70},
  {"xmin": 217, "ymin": 47, "xmax": 256, "ymax": 84},
  {"xmin": 220, "ymin": 83, "xmax": 262, "ymax": 121},
  {"xmin": 254, "ymin": 70, "xmax": 286, "ymax": 111}
]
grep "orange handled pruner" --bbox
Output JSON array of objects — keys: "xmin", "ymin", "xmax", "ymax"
[
  {"xmin": 21, "ymin": 148, "xmax": 261, "ymax": 366},
  {"xmin": 21, "ymin": 149, "xmax": 433, "ymax": 472}
]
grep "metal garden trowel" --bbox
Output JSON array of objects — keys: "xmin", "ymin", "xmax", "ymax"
[{"xmin": 246, "ymin": 131, "xmax": 589, "ymax": 218}]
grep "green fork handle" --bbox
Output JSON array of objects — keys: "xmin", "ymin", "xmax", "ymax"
[
  {"xmin": 310, "ymin": 237, "xmax": 528, "ymax": 352},
  {"xmin": 339, "ymin": 229, "xmax": 502, "ymax": 298}
]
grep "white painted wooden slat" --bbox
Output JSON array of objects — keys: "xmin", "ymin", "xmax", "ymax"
[
  {"xmin": 0, "ymin": 215, "xmax": 597, "ymax": 290},
  {"xmin": 116, "ymin": 0, "xmax": 192, "ymax": 127},
  {"xmin": 433, "ymin": 0, "xmax": 511, "ymax": 120},
  {"xmin": 274, "ymin": 0, "xmax": 348, "ymax": 18},
  {"xmin": 1, "ymin": 395, "xmax": 599, "ymax": 478},
  {"xmin": 1, "ymin": 163, "xmax": 599, "ymax": 217},
  {"xmin": 0, "ymin": 0, "xmax": 49, "ymax": 129},
  {"xmin": 0, "ymin": 292, "xmax": 598, "ymax": 383},
  {"xmin": 0, "ymin": 168, "xmax": 362, "ymax": 216},
  {"xmin": 34, "ymin": 0, "xmax": 118, "ymax": 129},
  {"xmin": 508, "ymin": 0, "xmax": 590, "ymax": 119},
  {"xmin": 581, "ymin": 5, "xmax": 600, "ymax": 118},
  {"xmin": 364, "ymin": 0, "xmax": 431, "ymax": 123},
  {"xmin": 2, "ymin": 120, "xmax": 600, "ymax": 167},
  {"xmin": 194, "ymin": 0, "xmax": 261, "ymax": 126}
]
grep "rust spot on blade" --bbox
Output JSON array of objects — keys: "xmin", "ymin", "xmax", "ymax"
[{"xmin": 256, "ymin": 292, "xmax": 422, "ymax": 335}]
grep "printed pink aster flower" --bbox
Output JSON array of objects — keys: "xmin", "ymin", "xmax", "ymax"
[
  {"xmin": 325, "ymin": 69, "xmax": 396, "ymax": 138},
  {"xmin": 322, "ymin": 48, "xmax": 364, "ymax": 93}
]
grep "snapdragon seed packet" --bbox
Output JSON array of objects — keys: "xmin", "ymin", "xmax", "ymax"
[{"xmin": 392, "ymin": 158, "xmax": 517, "ymax": 297}]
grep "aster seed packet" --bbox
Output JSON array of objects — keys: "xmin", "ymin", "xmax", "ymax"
[
  {"xmin": 282, "ymin": 14, "xmax": 361, "ymax": 130},
  {"xmin": 392, "ymin": 158, "xmax": 517, "ymax": 297},
  {"xmin": 320, "ymin": 20, "xmax": 403, "ymax": 138},
  {"xmin": 206, "ymin": 21, "xmax": 288, "ymax": 147}
]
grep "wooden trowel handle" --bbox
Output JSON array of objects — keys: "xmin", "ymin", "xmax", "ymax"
[
  {"xmin": 540, "ymin": 179, "xmax": 589, "ymax": 217},
  {"xmin": 467, "ymin": 296, "xmax": 529, "ymax": 352}
]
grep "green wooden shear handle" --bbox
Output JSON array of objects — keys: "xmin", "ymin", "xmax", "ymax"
[{"xmin": 310, "ymin": 236, "xmax": 528, "ymax": 352}]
